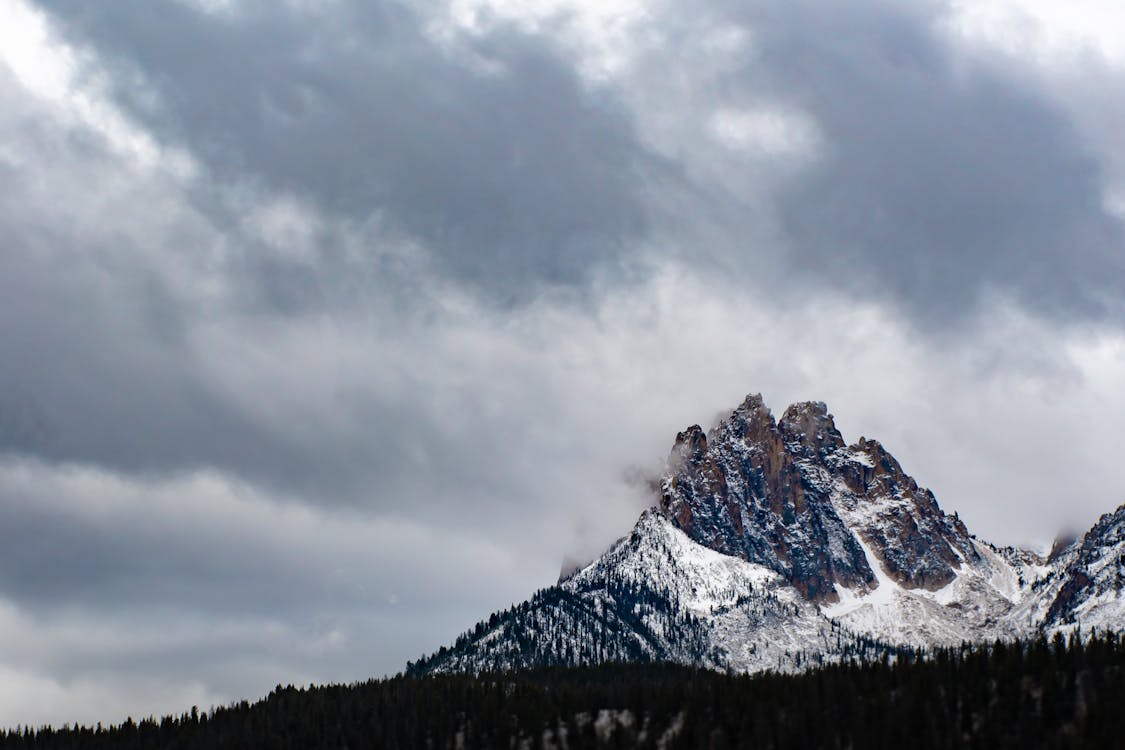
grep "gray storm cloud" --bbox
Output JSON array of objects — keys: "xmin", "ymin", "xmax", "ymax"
[
  {"xmin": 754, "ymin": 0, "xmax": 1123, "ymax": 324},
  {"xmin": 618, "ymin": 0, "xmax": 1125, "ymax": 326},
  {"xmin": 33, "ymin": 0, "xmax": 652, "ymax": 302},
  {"xmin": 27, "ymin": 0, "xmax": 1125, "ymax": 323}
]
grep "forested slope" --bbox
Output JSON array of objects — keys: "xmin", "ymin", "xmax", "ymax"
[{"xmin": 5, "ymin": 631, "xmax": 1125, "ymax": 749}]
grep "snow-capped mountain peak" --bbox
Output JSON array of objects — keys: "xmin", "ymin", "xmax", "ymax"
[{"xmin": 410, "ymin": 394, "xmax": 1125, "ymax": 676}]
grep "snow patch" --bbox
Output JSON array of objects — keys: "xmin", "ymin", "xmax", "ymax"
[{"xmin": 822, "ymin": 532, "xmax": 901, "ymax": 618}]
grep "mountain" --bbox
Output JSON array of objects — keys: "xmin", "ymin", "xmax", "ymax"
[{"xmin": 410, "ymin": 394, "xmax": 1125, "ymax": 675}]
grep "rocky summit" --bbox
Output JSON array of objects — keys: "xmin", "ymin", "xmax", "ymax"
[
  {"xmin": 661, "ymin": 395, "xmax": 977, "ymax": 602},
  {"xmin": 410, "ymin": 394, "xmax": 1125, "ymax": 676}
]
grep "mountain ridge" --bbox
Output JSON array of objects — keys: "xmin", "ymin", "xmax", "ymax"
[{"xmin": 410, "ymin": 393, "xmax": 1125, "ymax": 676}]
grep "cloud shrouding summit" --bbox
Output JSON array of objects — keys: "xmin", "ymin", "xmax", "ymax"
[{"xmin": 2, "ymin": 0, "xmax": 1125, "ymax": 727}]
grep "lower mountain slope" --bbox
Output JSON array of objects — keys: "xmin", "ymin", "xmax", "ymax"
[{"xmin": 410, "ymin": 511, "xmax": 899, "ymax": 675}]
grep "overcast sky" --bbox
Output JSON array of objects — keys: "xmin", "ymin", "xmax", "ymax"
[{"xmin": 2, "ymin": 0, "xmax": 1125, "ymax": 728}]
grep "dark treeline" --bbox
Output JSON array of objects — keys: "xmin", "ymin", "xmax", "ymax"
[{"xmin": 4, "ymin": 630, "xmax": 1125, "ymax": 749}]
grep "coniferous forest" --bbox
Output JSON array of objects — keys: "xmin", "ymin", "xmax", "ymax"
[{"xmin": 4, "ymin": 631, "xmax": 1125, "ymax": 749}]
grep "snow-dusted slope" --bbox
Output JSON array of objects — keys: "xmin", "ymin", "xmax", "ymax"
[
  {"xmin": 814, "ymin": 440, "xmax": 1038, "ymax": 646},
  {"xmin": 410, "ymin": 394, "xmax": 1125, "ymax": 676},
  {"xmin": 411, "ymin": 510, "xmax": 898, "ymax": 675},
  {"xmin": 821, "ymin": 536, "xmax": 1031, "ymax": 646},
  {"xmin": 564, "ymin": 510, "xmax": 888, "ymax": 672},
  {"xmin": 1039, "ymin": 506, "xmax": 1125, "ymax": 632}
]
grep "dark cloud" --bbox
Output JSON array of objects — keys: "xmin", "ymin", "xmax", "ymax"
[
  {"xmin": 29, "ymin": 0, "xmax": 1125, "ymax": 325},
  {"xmin": 34, "ymin": 0, "xmax": 651, "ymax": 304},
  {"xmin": 0, "ymin": 84, "xmax": 579, "ymax": 513},
  {"xmin": 0, "ymin": 460, "xmax": 522, "ymax": 618},
  {"xmin": 722, "ymin": 0, "xmax": 1124, "ymax": 324},
  {"xmin": 7, "ymin": 0, "xmax": 1123, "ymax": 559}
]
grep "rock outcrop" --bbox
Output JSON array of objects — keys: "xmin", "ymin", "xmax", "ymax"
[
  {"xmin": 1043, "ymin": 505, "xmax": 1125, "ymax": 628},
  {"xmin": 660, "ymin": 394, "xmax": 976, "ymax": 601}
]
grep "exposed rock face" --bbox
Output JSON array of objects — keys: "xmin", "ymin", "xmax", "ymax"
[
  {"xmin": 833, "ymin": 436, "xmax": 979, "ymax": 591},
  {"xmin": 1043, "ymin": 506, "xmax": 1125, "ymax": 627},
  {"xmin": 660, "ymin": 394, "xmax": 976, "ymax": 601}
]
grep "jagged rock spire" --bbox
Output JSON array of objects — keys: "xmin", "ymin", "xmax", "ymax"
[
  {"xmin": 779, "ymin": 401, "xmax": 846, "ymax": 459},
  {"xmin": 671, "ymin": 424, "xmax": 708, "ymax": 463},
  {"xmin": 661, "ymin": 395, "xmax": 872, "ymax": 602},
  {"xmin": 660, "ymin": 393, "xmax": 978, "ymax": 600}
]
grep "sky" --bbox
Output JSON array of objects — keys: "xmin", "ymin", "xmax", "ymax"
[{"xmin": 1, "ymin": 0, "xmax": 1125, "ymax": 728}]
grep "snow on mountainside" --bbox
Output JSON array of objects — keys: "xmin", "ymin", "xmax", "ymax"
[
  {"xmin": 660, "ymin": 394, "xmax": 1042, "ymax": 647},
  {"xmin": 1039, "ymin": 506, "xmax": 1125, "ymax": 631},
  {"xmin": 410, "ymin": 510, "xmax": 900, "ymax": 675},
  {"xmin": 409, "ymin": 394, "xmax": 1125, "ymax": 676}
]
